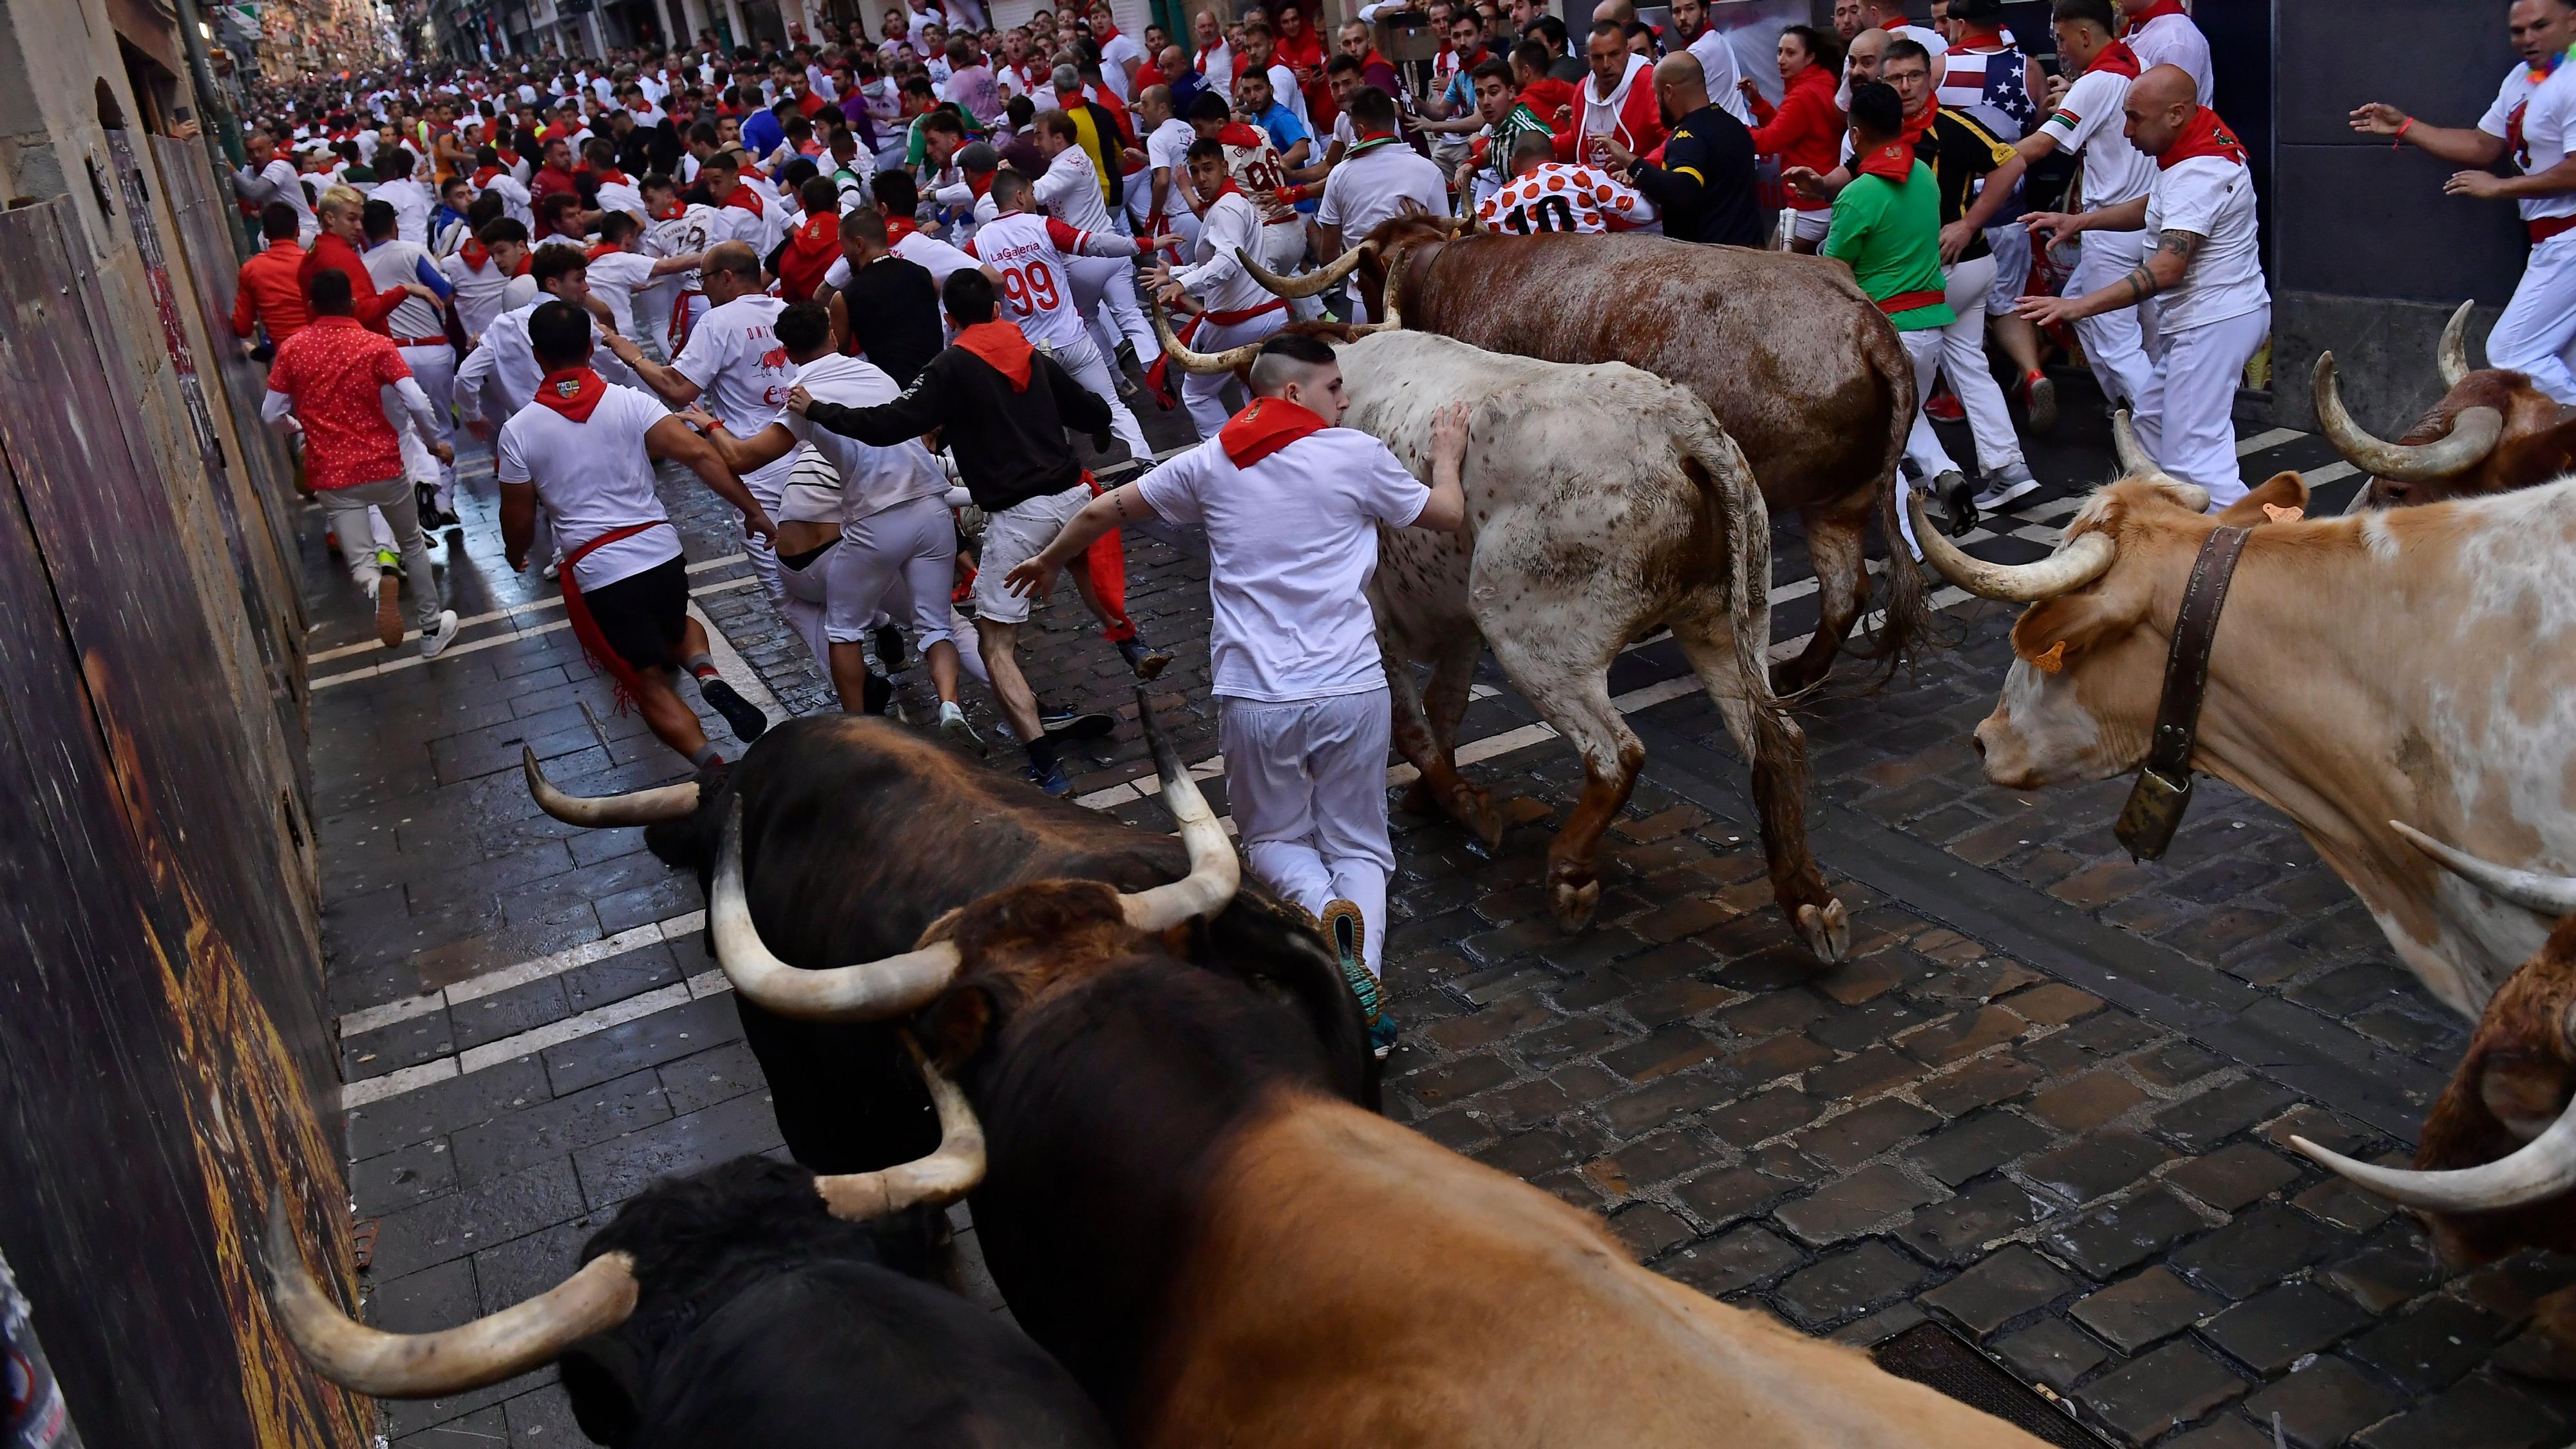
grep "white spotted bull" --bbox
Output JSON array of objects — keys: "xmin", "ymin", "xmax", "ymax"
[{"xmin": 1156, "ymin": 308, "xmax": 1848, "ymax": 960}]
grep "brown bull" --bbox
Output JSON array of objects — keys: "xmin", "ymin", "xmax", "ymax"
[
  {"xmin": 1242, "ymin": 216, "xmax": 1924, "ymax": 698},
  {"xmin": 2316, "ymin": 300, "xmax": 2576, "ymax": 509}
]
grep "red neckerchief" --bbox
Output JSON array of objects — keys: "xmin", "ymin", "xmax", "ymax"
[
  {"xmin": 498, "ymin": 146, "xmax": 521, "ymax": 166},
  {"xmin": 1361, "ymin": 49, "xmax": 1391, "ymax": 72},
  {"xmin": 723, "ymin": 184, "xmax": 766, "ymax": 216},
  {"xmin": 884, "ymin": 214, "xmax": 918, "ymax": 244},
  {"xmin": 460, "ymin": 238, "xmax": 494, "ymax": 269},
  {"xmin": 1900, "ymin": 102, "xmax": 1937, "ymax": 149},
  {"xmin": 2157, "ymin": 106, "xmax": 2246, "ymax": 169},
  {"xmin": 954, "ymin": 319, "xmax": 1034, "ymax": 389},
  {"xmin": 1095, "ymin": 23, "xmax": 1118, "ymax": 42},
  {"xmin": 473, "ymin": 164, "xmax": 506, "ymax": 185},
  {"xmin": 1220, "ymin": 395, "xmax": 1328, "ymax": 468},
  {"xmin": 654, "ymin": 198, "xmax": 689, "ymax": 220},
  {"xmin": 1196, "ymin": 176, "xmax": 1245, "ymax": 215},
  {"xmin": 966, "ymin": 169, "xmax": 995, "ymax": 198},
  {"xmin": 1196, "ymin": 43, "xmax": 1224, "ymax": 75},
  {"xmin": 1216, "ymin": 120, "xmax": 1268, "ymax": 149},
  {"xmin": 1347, "ymin": 129, "xmax": 1401, "ymax": 158},
  {"xmin": 2121, "ymin": 0, "xmax": 2188, "ymax": 28},
  {"xmin": 2088, "ymin": 39, "xmax": 2143, "ymax": 79},
  {"xmin": 534, "ymin": 366, "xmax": 608, "ymax": 422},
  {"xmin": 587, "ymin": 240, "xmax": 623, "ymax": 260},
  {"xmin": 593, "ymin": 167, "xmax": 630, "ymax": 185},
  {"xmin": 1853, "ymin": 138, "xmax": 1916, "ymax": 183}
]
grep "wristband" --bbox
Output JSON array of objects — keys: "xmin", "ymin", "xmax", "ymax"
[{"xmin": 2394, "ymin": 116, "xmax": 2414, "ymax": 149}]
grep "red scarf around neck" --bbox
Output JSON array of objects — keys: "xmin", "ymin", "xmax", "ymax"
[
  {"xmin": 1853, "ymin": 138, "xmax": 1917, "ymax": 183},
  {"xmin": 1219, "ymin": 395, "xmax": 1329, "ymax": 468},
  {"xmin": 2089, "ymin": 38, "xmax": 2143, "ymax": 79},
  {"xmin": 655, "ymin": 198, "xmax": 690, "ymax": 220},
  {"xmin": 460, "ymin": 237, "xmax": 493, "ymax": 269},
  {"xmin": 474, "ymin": 164, "xmax": 507, "ymax": 185},
  {"xmin": 955, "ymin": 319, "xmax": 1034, "ymax": 389},
  {"xmin": 2157, "ymin": 106, "xmax": 2245, "ymax": 169},
  {"xmin": 723, "ymin": 184, "xmax": 766, "ymax": 216},
  {"xmin": 1216, "ymin": 121, "xmax": 1269, "ymax": 149},
  {"xmin": 2122, "ymin": 0, "xmax": 2188, "ymax": 28},
  {"xmin": 884, "ymin": 214, "xmax": 919, "ymax": 245},
  {"xmin": 587, "ymin": 240, "xmax": 623, "ymax": 260},
  {"xmin": 592, "ymin": 166, "xmax": 630, "ymax": 185},
  {"xmin": 535, "ymin": 366, "xmax": 608, "ymax": 422}
]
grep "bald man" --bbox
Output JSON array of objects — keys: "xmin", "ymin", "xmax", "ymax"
[
  {"xmin": 2014, "ymin": 66, "xmax": 2268, "ymax": 507},
  {"xmin": 1607, "ymin": 53, "xmax": 1762, "ymax": 245}
]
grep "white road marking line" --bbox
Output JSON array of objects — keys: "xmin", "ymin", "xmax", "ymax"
[
  {"xmin": 312, "ymin": 575, "xmax": 759, "ymax": 689},
  {"xmin": 688, "ymin": 601, "xmax": 782, "ymax": 715},
  {"xmin": 338, "ymin": 911, "xmax": 709, "ymax": 1037},
  {"xmin": 2236, "ymin": 427, "xmax": 2305, "ymax": 456},
  {"xmin": 309, "ymin": 553, "xmax": 752, "ymax": 665}
]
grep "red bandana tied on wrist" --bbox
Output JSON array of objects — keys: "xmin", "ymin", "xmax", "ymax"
[
  {"xmin": 1853, "ymin": 139, "xmax": 1916, "ymax": 182},
  {"xmin": 955, "ymin": 320, "xmax": 1034, "ymax": 390},
  {"xmin": 2156, "ymin": 106, "xmax": 2246, "ymax": 169},
  {"xmin": 535, "ymin": 366, "xmax": 608, "ymax": 422},
  {"xmin": 1220, "ymin": 396, "xmax": 1329, "ymax": 468},
  {"xmin": 2088, "ymin": 38, "xmax": 2143, "ymax": 79}
]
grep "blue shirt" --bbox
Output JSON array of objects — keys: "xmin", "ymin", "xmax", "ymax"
[
  {"xmin": 742, "ymin": 108, "xmax": 785, "ymax": 157},
  {"xmin": 1250, "ymin": 102, "xmax": 1318, "ymax": 213}
]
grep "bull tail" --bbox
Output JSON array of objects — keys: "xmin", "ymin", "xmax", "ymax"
[
  {"xmin": 1680, "ymin": 413, "xmax": 1804, "ymax": 804},
  {"xmin": 1852, "ymin": 316, "xmax": 1930, "ymax": 678}
]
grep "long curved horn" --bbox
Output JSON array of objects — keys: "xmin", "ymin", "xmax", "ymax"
[
  {"xmin": 2393, "ymin": 820, "xmax": 2576, "ymax": 917},
  {"xmin": 1907, "ymin": 490, "xmax": 2117, "ymax": 602},
  {"xmin": 265, "ymin": 1194, "xmax": 638, "ymax": 1397},
  {"xmin": 2112, "ymin": 408, "xmax": 2153, "ymax": 474},
  {"xmin": 710, "ymin": 800, "xmax": 962, "ymax": 1020},
  {"xmin": 1118, "ymin": 685, "xmax": 1241, "ymax": 931},
  {"xmin": 524, "ymin": 747, "xmax": 700, "ymax": 827},
  {"xmin": 1235, "ymin": 241, "xmax": 1370, "ymax": 298},
  {"xmin": 2439, "ymin": 299, "xmax": 2474, "ymax": 390},
  {"xmin": 813, "ymin": 1036, "xmax": 986, "ymax": 1218},
  {"xmin": 2291, "ymin": 1100, "xmax": 2576, "ymax": 1213},
  {"xmin": 1151, "ymin": 299, "xmax": 1267, "ymax": 375},
  {"xmin": 2314, "ymin": 352, "xmax": 2504, "ymax": 483},
  {"xmin": 1376, "ymin": 240, "xmax": 1410, "ymax": 330}
]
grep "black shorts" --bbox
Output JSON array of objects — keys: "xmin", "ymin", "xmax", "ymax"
[{"xmin": 582, "ymin": 556, "xmax": 690, "ymax": 673}]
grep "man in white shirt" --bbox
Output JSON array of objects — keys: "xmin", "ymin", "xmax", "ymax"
[
  {"xmin": 2012, "ymin": 0, "xmax": 2156, "ymax": 426},
  {"xmin": 441, "ymin": 216, "xmax": 535, "ymax": 343},
  {"xmin": 1031, "ymin": 97, "xmax": 1166, "ymax": 375},
  {"xmin": 1145, "ymin": 135, "xmax": 1296, "ymax": 438},
  {"xmin": 2015, "ymin": 66, "xmax": 2268, "ymax": 505},
  {"xmin": 360, "ymin": 199, "xmax": 464, "ymax": 525},
  {"xmin": 683, "ymin": 301, "xmax": 972, "ymax": 732},
  {"xmin": 369, "ymin": 145, "xmax": 435, "ymax": 245},
  {"xmin": 1669, "ymin": 0, "xmax": 1752, "ymax": 124},
  {"xmin": 2119, "ymin": 0, "xmax": 2212, "ymax": 104},
  {"xmin": 497, "ymin": 299, "xmax": 779, "ymax": 766},
  {"xmin": 1192, "ymin": 8, "xmax": 1235, "ymax": 102},
  {"xmin": 2351, "ymin": 0, "xmax": 2576, "ymax": 402},
  {"xmin": 639, "ymin": 173, "xmax": 721, "ymax": 352},
  {"xmin": 1315, "ymin": 86, "xmax": 1454, "ymax": 272},
  {"xmin": 601, "ymin": 242, "xmax": 802, "ymax": 614},
  {"xmin": 1092, "ymin": 0, "xmax": 1146, "ymax": 100},
  {"xmin": 457, "ymin": 247, "xmax": 644, "ymax": 429},
  {"xmin": 1131, "ymin": 85, "xmax": 1204, "ymax": 248},
  {"xmin": 234, "ymin": 131, "xmax": 319, "ymax": 242},
  {"xmin": 1005, "ymin": 333, "xmax": 1470, "ymax": 1054},
  {"xmin": 585, "ymin": 212, "xmax": 704, "ymax": 341}
]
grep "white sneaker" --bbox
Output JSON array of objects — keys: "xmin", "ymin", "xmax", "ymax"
[
  {"xmin": 418, "ymin": 609, "xmax": 461, "ymax": 659},
  {"xmin": 1972, "ymin": 468, "xmax": 2042, "ymax": 513},
  {"xmin": 938, "ymin": 700, "xmax": 985, "ymax": 752}
]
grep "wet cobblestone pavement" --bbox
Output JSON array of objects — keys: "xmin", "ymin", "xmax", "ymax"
[{"xmin": 303, "ymin": 381, "xmax": 2576, "ymax": 1448}]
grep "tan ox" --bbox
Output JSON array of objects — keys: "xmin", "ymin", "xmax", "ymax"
[{"xmin": 1910, "ymin": 468, "xmax": 2576, "ymax": 1021}]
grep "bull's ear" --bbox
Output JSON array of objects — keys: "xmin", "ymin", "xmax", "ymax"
[
  {"xmin": 2215, "ymin": 471, "xmax": 2309, "ymax": 527},
  {"xmin": 2007, "ymin": 560, "xmax": 2154, "ymax": 672},
  {"xmin": 558, "ymin": 1332, "xmax": 647, "ymax": 1448},
  {"xmin": 923, "ymin": 983, "xmax": 995, "ymax": 1071}
]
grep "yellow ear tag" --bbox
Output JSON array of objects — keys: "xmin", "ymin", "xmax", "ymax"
[
  {"xmin": 2028, "ymin": 640, "xmax": 2067, "ymax": 674},
  {"xmin": 2262, "ymin": 503, "xmax": 2303, "ymax": 525}
]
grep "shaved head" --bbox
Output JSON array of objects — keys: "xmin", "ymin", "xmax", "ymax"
[
  {"xmin": 1651, "ymin": 50, "xmax": 1708, "ymax": 124},
  {"xmin": 1845, "ymin": 26, "xmax": 1889, "ymax": 82},
  {"xmin": 2124, "ymin": 62, "xmax": 2201, "ymax": 155}
]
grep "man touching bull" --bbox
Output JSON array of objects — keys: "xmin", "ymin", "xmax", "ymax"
[{"xmin": 1007, "ymin": 334, "xmax": 1470, "ymax": 1056}]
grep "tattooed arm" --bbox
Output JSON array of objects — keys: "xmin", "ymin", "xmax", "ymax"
[{"xmin": 2013, "ymin": 228, "xmax": 2202, "ymax": 328}]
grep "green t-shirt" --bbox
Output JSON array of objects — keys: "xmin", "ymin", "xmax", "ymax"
[{"xmin": 1821, "ymin": 161, "xmax": 1955, "ymax": 332}]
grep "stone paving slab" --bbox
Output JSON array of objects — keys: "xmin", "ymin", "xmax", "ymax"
[{"xmin": 292, "ymin": 385, "xmax": 2574, "ymax": 1446}]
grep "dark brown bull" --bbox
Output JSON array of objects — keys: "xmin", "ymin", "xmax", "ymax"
[
  {"xmin": 2316, "ymin": 300, "xmax": 2576, "ymax": 509},
  {"xmin": 1242, "ymin": 217, "xmax": 1924, "ymax": 699}
]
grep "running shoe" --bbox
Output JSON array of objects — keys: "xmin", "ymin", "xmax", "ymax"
[
  {"xmin": 371, "ymin": 556, "xmax": 404, "ymax": 649},
  {"xmin": 1971, "ymin": 466, "xmax": 2042, "ymax": 513},
  {"xmin": 699, "ymin": 676, "xmax": 770, "ymax": 743},
  {"xmin": 2022, "ymin": 370, "xmax": 2058, "ymax": 431},
  {"xmin": 1322, "ymin": 900, "xmax": 1396, "ymax": 1059},
  {"xmin": 1117, "ymin": 637, "xmax": 1172, "ymax": 679},
  {"xmin": 418, "ymin": 609, "xmax": 461, "ymax": 659},
  {"xmin": 873, "ymin": 622, "xmax": 907, "ymax": 674},
  {"xmin": 1924, "ymin": 388, "xmax": 1965, "ymax": 423},
  {"xmin": 937, "ymin": 700, "xmax": 985, "ymax": 752},
  {"xmin": 861, "ymin": 670, "xmax": 893, "ymax": 717},
  {"xmin": 1935, "ymin": 469, "xmax": 1978, "ymax": 539},
  {"xmin": 1024, "ymin": 760, "xmax": 1074, "ymax": 797}
]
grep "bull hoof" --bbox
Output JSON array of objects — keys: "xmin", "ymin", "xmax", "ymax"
[
  {"xmin": 1399, "ymin": 777, "xmax": 1442, "ymax": 817},
  {"xmin": 1550, "ymin": 876, "xmax": 1602, "ymax": 931},
  {"xmin": 1464, "ymin": 790, "xmax": 1504, "ymax": 853},
  {"xmin": 1768, "ymin": 659, "xmax": 1823, "ymax": 700},
  {"xmin": 1794, "ymin": 898, "xmax": 1852, "ymax": 963}
]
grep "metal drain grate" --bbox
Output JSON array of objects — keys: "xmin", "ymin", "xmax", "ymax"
[{"xmin": 1871, "ymin": 1321, "xmax": 2112, "ymax": 1448}]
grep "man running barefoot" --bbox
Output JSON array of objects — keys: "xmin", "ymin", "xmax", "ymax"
[{"xmin": 497, "ymin": 300, "xmax": 782, "ymax": 764}]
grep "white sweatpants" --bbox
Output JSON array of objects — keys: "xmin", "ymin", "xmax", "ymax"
[
  {"xmin": 2066, "ymin": 228, "xmax": 2154, "ymax": 413},
  {"xmin": 1068, "ymin": 252, "xmax": 1160, "ymax": 366},
  {"xmin": 2132, "ymin": 303, "xmax": 2271, "ymax": 508},
  {"xmin": 1930, "ymin": 251, "xmax": 2025, "ymax": 478},
  {"xmin": 828, "ymin": 493, "xmax": 956, "ymax": 646},
  {"xmin": 739, "ymin": 455, "xmax": 797, "ymax": 606},
  {"xmin": 1899, "ymin": 325, "xmax": 1958, "ymax": 483},
  {"xmin": 779, "ymin": 545, "xmax": 834, "ymax": 670},
  {"xmin": 398, "ymin": 343, "xmax": 459, "ymax": 507},
  {"xmin": 1180, "ymin": 310, "xmax": 1290, "ymax": 439},
  {"xmin": 1048, "ymin": 332, "xmax": 1152, "ymax": 462},
  {"xmin": 2488, "ymin": 231, "xmax": 2576, "ymax": 404},
  {"xmin": 1221, "ymin": 688, "xmax": 1395, "ymax": 976},
  {"xmin": 1258, "ymin": 219, "xmax": 1322, "ymax": 321}
]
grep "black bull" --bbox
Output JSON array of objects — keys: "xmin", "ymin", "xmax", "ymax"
[{"xmin": 628, "ymin": 714, "xmax": 1374, "ymax": 1173}]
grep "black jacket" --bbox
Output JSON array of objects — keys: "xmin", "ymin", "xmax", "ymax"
[
  {"xmin": 836, "ymin": 254, "xmax": 945, "ymax": 389},
  {"xmin": 800, "ymin": 343, "xmax": 1112, "ymax": 513},
  {"xmin": 1630, "ymin": 104, "xmax": 1765, "ymax": 248}
]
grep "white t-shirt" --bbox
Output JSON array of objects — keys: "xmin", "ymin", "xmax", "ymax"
[
  {"xmin": 1134, "ymin": 116, "xmax": 1198, "ymax": 225},
  {"xmin": 968, "ymin": 210, "xmax": 1138, "ymax": 347},
  {"xmin": 2040, "ymin": 67, "xmax": 2154, "ymax": 211},
  {"xmin": 1685, "ymin": 28, "xmax": 1754, "ymax": 126},
  {"xmin": 440, "ymin": 251, "xmax": 519, "ymax": 340},
  {"xmin": 372, "ymin": 176, "xmax": 435, "ymax": 245},
  {"xmin": 2515, "ymin": 63, "xmax": 2576, "ymax": 225},
  {"xmin": 820, "ymin": 229, "xmax": 985, "ymax": 292},
  {"xmin": 1267, "ymin": 61, "xmax": 1311, "ymax": 129},
  {"xmin": 1100, "ymin": 30, "xmax": 1146, "ymax": 100},
  {"xmin": 495, "ymin": 384, "xmax": 683, "ymax": 589},
  {"xmin": 1137, "ymin": 425, "xmax": 1431, "ymax": 701},
  {"xmin": 1317, "ymin": 140, "xmax": 1452, "ymax": 240},
  {"xmin": 1033, "ymin": 142, "xmax": 1119, "ymax": 235},
  {"xmin": 672, "ymin": 293, "xmax": 795, "ymax": 437},
  {"xmin": 595, "ymin": 175, "xmax": 647, "ymax": 218},
  {"xmin": 585, "ymin": 249, "xmax": 659, "ymax": 337},
  {"xmin": 643, "ymin": 201, "xmax": 719, "ymax": 319},
  {"xmin": 780, "ymin": 353, "xmax": 947, "ymax": 522},
  {"xmin": 2143, "ymin": 154, "xmax": 2267, "ymax": 332},
  {"xmin": 2126, "ymin": 12, "xmax": 2213, "ymax": 106},
  {"xmin": 361, "ymin": 238, "xmax": 444, "ymax": 339}
]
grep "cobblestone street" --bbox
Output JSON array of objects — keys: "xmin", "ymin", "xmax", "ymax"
[{"xmin": 305, "ymin": 386, "xmax": 2574, "ymax": 1449}]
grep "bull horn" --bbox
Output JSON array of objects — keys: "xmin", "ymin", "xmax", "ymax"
[
  {"xmin": 524, "ymin": 747, "xmax": 699, "ymax": 827},
  {"xmin": 813, "ymin": 1035, "xmax": 986, "ymax": 1218},
  {"xmin": 2290, "ymin": 1100, "xmax": 2576, "ymax": 1213},
  {"xmin": 265, "ymin": 1193, "xmax": 638, "ymax": 1397},
  {"xmin": 2392, "ymin": 820, "xmax": 2576, "ymax": 918},
  {"xmin": 1117, "ymin": 685, "xmax": 1241, "ymax": 932},
  {"xmin": 1151, "ymin": 299, "xmax": 1267, "ymax": 376},
  {"xmin": 2112, "ymin": 408, "xmax": 2153, "ymax": 475},
  {"xmin": 2314, "ymin": 352, "xmax": 2504, "ymax": 483},
  {"xmin": 710, "ymin": 800, "xmax": 961, "ymax": 1020},
  {"xmin": 2439, "ymin": 299, "xmax": 2474, "ymax": 389},
  {"xmin": 1907, "ymin": 489, "xmax": 2117, "ymax": 603},
  {"xmin": 1235, "ymin": 241, "xmax": 1369, "ymax": 298}
]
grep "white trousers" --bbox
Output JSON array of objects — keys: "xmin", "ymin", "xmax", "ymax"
[
  {"xmin": 1068, "ymin": 252, "xmax": 1160, "ymax": 365},
  {"xmin": 1899, "ymin": 325, "xmax": 1957, "ymax": 484},
  {"xmin": 1221, "ymin": 688, "xmax": 1395, "ymax": 976},
  {"xmin": 1180, "ymin": 310, "xmax": 1289, "ymax": 439},
  {"xmin": 1049, "ymin": 332, "xmax": 1153, "ymax": 461},
  {"xmin": 1930, "ymin": 251, "xmax": 2025, "ymax": 477},
  {"xmin": 1259, "ymin": 220, "xmax": 1322, "ymax": 321},
  {"xmin": 2133, "ymin": 303, "xmax": 2271, "ymax": 507},
  {"xmin": 2488, "ymin": 231, "xmax": 2576, "ymax": 404},
  {"xmin": 2067, "ymin": 228, "xmax": 2155, "ymax": 413},
  {"xmin": 398, "ymin": 344, "xmax": 458, "ymax": 506},
  {"xmin": 740, "ymin": 455, "xmax": 797, "ymax": 606},
  {"xmin": 828, "ymin": 493, "xmax": 956, "ymax": 646}
]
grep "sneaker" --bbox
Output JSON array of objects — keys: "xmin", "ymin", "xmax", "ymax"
[
  {"xmin": 542, "ymin": 562, "xmax": 560, "ymax": 582},
  {"xmin": 1113, "ymin": 369, "xmax": 1141, "ymax": 401},
  {"xmin": 1971, "ymin": 466, "xmax": 2042, "ymax": 513},
  {"xmin": 937, "ymin": 700, "xmax": 985, "ymax": 752},
  {"xmin": 417, "ymin": 609, "xmax": 461, "ymax": 659},
  {"xmin": 1935, "ymin": 469, "xmax": 1978, "ymax": 539},
  {"xmin": 2022, "ymin": 370, "xmax": 2058, "ymax": 431},
  {"xmin": 861, "ymin": 670, "xmax": 893, "ymax": 717},
  {"xmin": 1117, "ymin": 637, "xmax": 1172, "ymax": 679},
  {"xmin": 374, "ymin": 545, "xmax": 404, "ymax": 579},
  {"xmin": 371, "ymin": 565, "xmax": 404, "ymax": 649},
  {"xmin": 1024, "ymin": 760, "xmax": 1074, "ymax": 797},
  {"xmin": 1321, "ymin": 900, "xmax": 1395, "ymax": 1059},
  {"xmin": 1115, "ymin": 339, "xmax": 1141, "ymax": 374},
  {"xmin": 1924, "ymin": 389, "xmax": 1965, "ymax": 423},
  {"xmin": 873, "ymin": 622, "xmax": 907, "ymax": 674},
  {"xmin": 1042, "ymin": 710, "xmax": 1117, "ymax": 742},
  {"xmin": 699, "ymin": 675, "xmax": 770, "ymax": 743}
]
